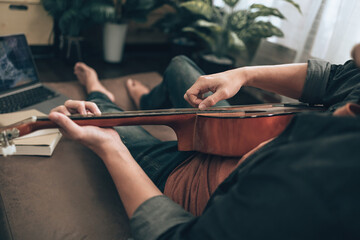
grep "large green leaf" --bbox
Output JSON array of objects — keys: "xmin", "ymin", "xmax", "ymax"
[
  {"xmin": 180, "ymin": 1, "xmax": 213, "ymax": 20},
  {"xmin": 193, "ymin": 19, "xmax": 223, "ymax": 34},
  {"xmin": 243, "ymin": 21, "xmax": 284, "ymax": 39},
  {"xmin": 228, "ymin": 31, "xmax": 245, "ymax": 52},
  {"xmin": 182, "ymin": 26, "xmax": 217, "ymax": 52},
  {"xmin": 282, "ymin": 0, "xmax": 302, "ymax": 13},
  {"xmin": 228, "ymin": 10, "xmax": 248, "ymax": 30},
  {"xmin": 223, "ymin": 0, "xmax": 240, "ymax": 8},
  {"xmin": 249, "ymin": 4, "xmax": 285, "ymax": 19},
  {"xmin": 197, "ymin": 0, "xmax": 213, "ymax": 6}
]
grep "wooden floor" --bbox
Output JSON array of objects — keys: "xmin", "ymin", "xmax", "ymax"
[{"xmin": 35, "ymin": 46, "xmax": 171, "ymax": 83}]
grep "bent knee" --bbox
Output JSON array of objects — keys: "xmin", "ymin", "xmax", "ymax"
[
  {"xmin": 168, "ymin": 55, "xmax": 200, "ymax": 73},
  {"xmin": 169, "ymin": 55, "xmax": 194, "ymax": 69}
]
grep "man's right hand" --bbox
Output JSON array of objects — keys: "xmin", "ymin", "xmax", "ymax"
[
  {"xmin": 184, "ymin": 69, "xmax": 247, "ymax": 110},
  {"xmin": 185, "ymin": 63, "xmax": 309, "ymax": 107}
]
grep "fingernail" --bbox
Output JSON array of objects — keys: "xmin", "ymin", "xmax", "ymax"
[
  {"xmin": 199, "ymin": 103, "xmax": 206, "ymax": 110},
  {"xmin": 49, "ymin": 112, "xmax": 59, "ymax": 121}
]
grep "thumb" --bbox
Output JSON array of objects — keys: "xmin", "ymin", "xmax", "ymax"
[
  {"xmin": 48, "ymin": 112, "xmax": 83, "ymax": 139},
  {"xmin": 198, "ymin": 91, "xmax": 224, "ymax": 110}
]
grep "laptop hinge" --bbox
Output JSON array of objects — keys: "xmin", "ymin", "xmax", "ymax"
[{"xmin": 0, "ymin": 83, "xmax": 43, "ymax": 98}]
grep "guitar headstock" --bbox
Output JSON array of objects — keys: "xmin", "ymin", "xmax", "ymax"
[{"xmin": 0, "ymin": 128, "xmax": 20, "ymax": 156}]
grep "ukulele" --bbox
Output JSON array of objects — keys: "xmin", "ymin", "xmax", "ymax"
[{"xmin": 0, "ymin": 103, "xmax": 324, "ymax": 157}]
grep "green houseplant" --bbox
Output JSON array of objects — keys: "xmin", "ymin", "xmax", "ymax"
[
  {"xmin": 90, "ymin": 0, "xmax": 164, "ymax": 62},
  {"xmin": 41, "ymin": 0, "xmax": 97, "ymax": 37},
  {"xmin": 177, "ymin": 0, "xmax": 301, "ymax": 72},
  {"xmin": 41, "ymin": 0, "xmax": 107, "ymax": 63},
  {"xmin": 42, "ymin": 0, "xmax": 162, "ymax": 63},
  {"xmin": 153, "ymin": 0, "xmax": 201, "ymax": 58}
]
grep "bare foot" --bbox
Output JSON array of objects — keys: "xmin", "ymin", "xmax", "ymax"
[
  {"xmin": 74, "ymin": 62, "xmax": 115, "ymax": 102},
  {"xmin": 126, "ymin": 79, "xmax": 150, "ymax": 109}
]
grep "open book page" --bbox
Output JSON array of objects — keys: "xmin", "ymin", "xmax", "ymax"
[
  {"xmin": 0, "ymin": 109, "xmax": 62, "ymax": 156},
  {"xmin": 0, "ymin": 109, "xmax": 45, "ymax": 126}
]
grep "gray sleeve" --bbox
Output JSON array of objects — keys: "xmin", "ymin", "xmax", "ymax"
[
  {"xmin": 299, "ymin": 59, "xmax": 332, "ymax": 104},
  {"xmin": 130, "ymin": 195, "xmax": 194, "ymax": 240}
]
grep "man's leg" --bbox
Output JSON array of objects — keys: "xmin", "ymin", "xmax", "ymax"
[
  {"xmin": 128, "ymin": 55, "xmax": 231, "ymax": 109},
  {"xmin": 74, "ymin": 63, "xmax": 194, "ymax": 191}
]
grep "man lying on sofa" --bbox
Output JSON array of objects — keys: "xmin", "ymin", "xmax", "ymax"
[{"xmin": 49, "ymin": 43, "xmax": 360, "ymax": 239}]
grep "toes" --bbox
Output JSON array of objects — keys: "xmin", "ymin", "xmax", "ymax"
[
  {"xmin": 74, "ymin": 62, "xmax": 85, "ymax": 71},
  {"xmin": 126, "ymin": 78, "xmax": 133, "ymax": 87},
  {"xmin": 74, "ymin": 62, "xmax": 95, "ymax": 75},
  {"xmin": 126, "ymin": 79, "xmax": 146, "ymax": 90},
  {"xmin": 126, "ymin": 78, "xmax": 137, "ymax": 89}
]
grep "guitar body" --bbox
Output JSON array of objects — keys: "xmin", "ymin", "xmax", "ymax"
[{"xmin": 190, "ymin": 113, "xmax": 293, "ymax": 156}]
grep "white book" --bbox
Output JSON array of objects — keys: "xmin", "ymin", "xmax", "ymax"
[{"xmin": 0, "ymin": 109, "xmax": 62, "ymax": 156}]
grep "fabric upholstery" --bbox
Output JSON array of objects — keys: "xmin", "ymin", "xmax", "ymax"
[{"xmin": 0, "ymin": 72, "xmax": 175, "ymax": 240}]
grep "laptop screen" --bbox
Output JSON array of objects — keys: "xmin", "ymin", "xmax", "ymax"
[{"xmin": 0, "ymin": 34, "xmax": 39, "ymax": 93}]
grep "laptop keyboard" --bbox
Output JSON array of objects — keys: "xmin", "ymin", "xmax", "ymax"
[{"xmin": 0, "ymin": 86, "xmax": 57, "ymax": 114}]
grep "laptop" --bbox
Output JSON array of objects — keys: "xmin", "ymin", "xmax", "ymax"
[{"xmin": 0, "ymin": 34, "xmax": 68, "ymax": 114}]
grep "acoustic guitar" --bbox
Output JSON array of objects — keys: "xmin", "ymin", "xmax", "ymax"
[{"xmin": 0, "ymin": 103, "xmax": 324, "ymax": 157}]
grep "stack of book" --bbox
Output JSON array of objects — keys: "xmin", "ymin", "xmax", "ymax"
[{"xmin": 0, "ymin": 109, "xmax": 62, "ymax": 156}]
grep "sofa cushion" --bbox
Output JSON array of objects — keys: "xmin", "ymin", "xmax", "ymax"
[{"xmin": 0, "ymin": 72, "xmax": 176, "ymax": 240}]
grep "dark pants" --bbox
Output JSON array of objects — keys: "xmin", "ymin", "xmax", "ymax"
[{"xmin": 87, "ymin": 56, "xmax": 230, "ymax": 191}]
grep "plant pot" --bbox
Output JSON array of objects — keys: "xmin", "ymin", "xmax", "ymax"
[
  {"xmin": 103, "ymin": 22, "xmax": 128, "ymax": 63},
  {"xmin": 197, "ymin": 53, "xmax": 235, "ymax": 75}
]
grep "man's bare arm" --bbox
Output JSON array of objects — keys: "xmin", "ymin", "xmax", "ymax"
[
  {"xmin": 184, "ymin": 63, "xmax": 308, "ymax": 109},
  {"xmin": 49, "ymin": 101, "xmax": 162, "ymax": 218}
]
